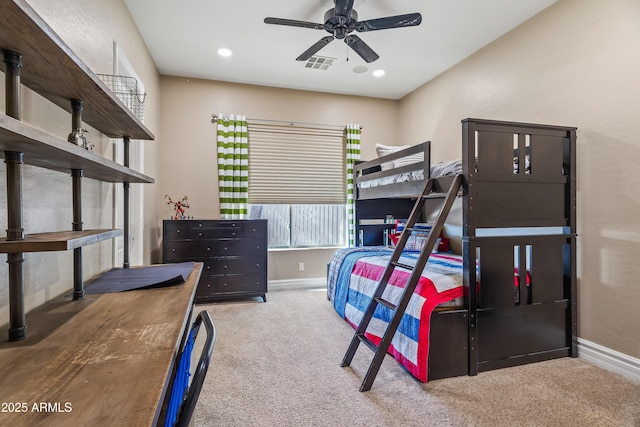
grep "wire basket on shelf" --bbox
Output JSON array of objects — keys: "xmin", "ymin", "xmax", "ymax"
[{"xmin": 97, "ymin": 74, "xmax": 146, "ymax": 122}]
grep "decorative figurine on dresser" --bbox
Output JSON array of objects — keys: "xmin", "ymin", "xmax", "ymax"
[
  {"xmin": 163, "ymin": 219, "xmax": 268, "ymax": 302},
  {"xmin": 165, "ymin": 194, "xmax": 190, "ymax": 220}
]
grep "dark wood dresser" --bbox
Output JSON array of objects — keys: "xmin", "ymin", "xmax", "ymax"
[{"xmin": 163, "ymin": 219, "xmax": 268, "ymax": 302}]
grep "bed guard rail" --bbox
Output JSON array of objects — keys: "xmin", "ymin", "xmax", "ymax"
[{"xmin": 355, "ymin": 141, "xmax": 431, "ymax": 182}]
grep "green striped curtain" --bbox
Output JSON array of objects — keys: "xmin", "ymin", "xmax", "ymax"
[
  {"xmin": 346, "ymin": 124, "xmax": 361, "ymax": 246},
  {"xmin": 217, "ymin": 114, "xmax": 248, "ymax": 219}
]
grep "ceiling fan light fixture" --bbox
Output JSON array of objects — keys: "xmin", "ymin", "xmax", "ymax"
[
  {"xmin": 217, "ymin": 47, "xmax": 233, "ymax": 57},
  {"xmin": 264, "ymin": 1, "xmax": 421, "ymax": 64}
]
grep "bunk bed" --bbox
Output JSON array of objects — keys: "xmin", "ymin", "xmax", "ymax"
[{"xmin": 328, "ymin": 118, "xmax": 577, "ymax": 384}]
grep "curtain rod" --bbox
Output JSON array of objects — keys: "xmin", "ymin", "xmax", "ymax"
[{"xmin": 211, "ymin": 114, "xmax": 362, "ymax": 130}]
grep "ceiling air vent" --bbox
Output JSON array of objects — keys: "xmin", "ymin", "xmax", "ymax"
[{"xmin": 304, "ymin": 56, "xmax": 335, "ymax": 70}]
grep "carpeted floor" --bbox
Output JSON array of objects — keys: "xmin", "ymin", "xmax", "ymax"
[{"xmin": 191, "ymin": 288, "xmax": 640, "ymax": 427}]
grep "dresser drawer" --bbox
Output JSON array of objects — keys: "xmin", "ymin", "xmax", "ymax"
[
  {"xmin": 197, "ymin": 274, "xmax": 266, "ymax": 297},
  {"xmin": 163, "ymin": 222, "xmax": 191, "ymax": 240},
  {"xmin": 212, "ymin": 239, "xmax": 265, "ymax": 256},
  {"xmin": 190, "ymin": 221, "xmax": 267, "ymax": 239},
  {"xmin": 164, "ymin": 239, "xmax": 264, "ymax": 258},
  {"xmin": 202, "ymin": 256, "xmax": 265, "ymax": 276},
  {"xmin": 163, "ymin": 241, "xmax": 203, "ymax": 261},
  {"xmin": 164, "ymin": 219, "xmax": 267, "ymax": 240}
]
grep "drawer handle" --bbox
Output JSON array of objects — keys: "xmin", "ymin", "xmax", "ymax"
[
  {"xmin": 224, "ymin": 247, "xmax": 227, "ymax": 251},
  {"xmin": 223, "ymin": 265, "xmax": 228, "ymax": 269},
  {"xmin": 172, "ymin": 248, "xmax": 176, "ymax": 252},
  {"xmin": 256, "ymin": 264, "xmax": 260, "ymax": 268},
  {"xmin": 206, "ymin": 265, "xmax": 211, "ymax": 270},
  {"xmin": 198, "ymin": 232, "xmax": 202, "ymax": 237},
  {"xmin": 223, "ymin": 283, "xmax": 228, "ymax": 287},
  {"xmin": 198, "ymin": 223, "xmax": 203, "ymax": 227},
  {"xmin": 176, "ymin": 229, "xmax": 181, "ymax": 233},
  {"xmin": 207, "ymin": 247, "xmax": 211, "ymax": 251}
]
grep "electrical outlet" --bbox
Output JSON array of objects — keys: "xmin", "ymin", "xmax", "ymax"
[{"xmin": 298, "ymin": 262, "xmax": 305, "ymax": 271}]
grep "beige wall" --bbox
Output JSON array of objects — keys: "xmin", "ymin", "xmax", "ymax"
[
  {"xmin": 398, "ymin": 0, "xmax": 640, "ymax": 359},
  {"xmin": 0, "ymin": 0, "xmax": 160, "ymax": 323},
  {"xmin": 156, "ymin": 76, "xmax": 398, "ymax": 278}
]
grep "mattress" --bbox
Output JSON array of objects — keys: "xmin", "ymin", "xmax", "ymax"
[
  {"xmin": 328, "ymin": 247, "xmax": 464, "ymax": 382},
  {"xmin": 358, "ymin": 169, "xmax": 425, "ymax": 189},
  {"xmin": 357, "ymin": 159, "xmax": 462, "ymax": 189}
]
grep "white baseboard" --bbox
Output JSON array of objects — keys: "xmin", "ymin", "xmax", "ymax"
[
  {"xmin": 269, "ymin": 277, "xmax": 326, "ymax": 291},
  {"xmin": 578, "ymin": 338, "xmax": 640, "ymax": 383}
]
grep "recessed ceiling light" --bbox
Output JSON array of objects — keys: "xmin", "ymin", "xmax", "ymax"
[
  {"xmin": 353, "ymin": 66, "xmax": 368, "ymax": 74},
  {"xmin": 372, "ymin": 69, "xmax": 386, "ymax": 77},
  {"xmin": 217, "ymin": 47, "xmax": 232, "ymax": 57}
]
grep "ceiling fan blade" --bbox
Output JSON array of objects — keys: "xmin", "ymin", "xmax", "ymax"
[
  {"xmin": 356, "ymin": 13, "xmax": 422, "ymax": 32},
  {"xmin": 344, "ymin": 35, "xmax": 379, "ymax": 63},
  {"xmin": 296, "ymin": 36, "xmax": 335, "ymax": 61},
  {"xmin": 264, "ymin": 17, "xmax": 325, "ymax": 30},
  {"xmin": 334, "ymin": 0, "xmax": 355, "ymax": 16}
]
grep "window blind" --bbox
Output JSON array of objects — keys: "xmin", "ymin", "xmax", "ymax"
[{"xmin": 248, "ymin": 123, "xmax": 346, "ymax": 204}]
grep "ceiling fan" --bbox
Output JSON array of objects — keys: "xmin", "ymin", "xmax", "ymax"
[{"xmin": 264, "ymin": 0, "xmax": 422, "ymax": 63}]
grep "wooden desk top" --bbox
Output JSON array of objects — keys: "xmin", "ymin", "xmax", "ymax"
[{"xmin": 0, "ymin": 262, "xmax": 202, "ymax": 427}]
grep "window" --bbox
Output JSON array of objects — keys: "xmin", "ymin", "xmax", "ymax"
[
  {"xmin": 249, "ymin": 204, "xmax": 345, "ymax": 248},
  {"xmin": 247, "ymin": 122, "xmax": 346, "ymax": 248}
]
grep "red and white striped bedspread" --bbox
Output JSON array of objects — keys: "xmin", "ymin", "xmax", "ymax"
[{"xmin": 328, "ymin": 248, "xmax": 463, "ymax": 382}]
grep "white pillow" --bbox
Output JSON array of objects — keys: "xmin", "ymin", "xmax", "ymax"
[
  {"xmin": 393, "ymin": 153, "xmax": 424, "ymax": 169},
  {"xmin": 376, "ymin": 143, "xmax": 411, "ymax": 171}
]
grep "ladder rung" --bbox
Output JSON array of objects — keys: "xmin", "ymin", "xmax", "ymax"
[
  {"xmin": 357, "ymin": 333, "xmax": 379, "ymax": 353},
  {"xmin": 374, "ymin": 296, "xmax": 396, "ymax": 311},
  {"xmin": 391, "ymin": 261, "xmax": 414, "ymax": 271}
]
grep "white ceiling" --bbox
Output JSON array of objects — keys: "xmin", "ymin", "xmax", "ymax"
[{"xmin": 124, "ymin": 0, "xmax": 557, "ymax": 100}]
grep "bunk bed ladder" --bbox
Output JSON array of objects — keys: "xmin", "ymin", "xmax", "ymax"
[{"xmin": 341, "ymin": 174, "xmax": 462, "ymax": 392}]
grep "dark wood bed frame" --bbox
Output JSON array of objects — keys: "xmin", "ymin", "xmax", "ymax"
[
  {"xmin": 355, "ymin": 142, "xmax": 430, "ymax": 246},
  {"xmin": 352, "ymin": 118, "xmax": 577, "ymax": 380}
]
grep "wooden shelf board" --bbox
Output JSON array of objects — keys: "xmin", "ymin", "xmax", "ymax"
[
  {"xmin": 0, "ymin": 0, "xmax": 154, "ymax": 140},
  {"xmin": 0, "ymin": 114, "xmax": 154, "ymax": 183},
  {"xmin": 0, "ymin": 229, "xmax": 123, "ymax": 253}
]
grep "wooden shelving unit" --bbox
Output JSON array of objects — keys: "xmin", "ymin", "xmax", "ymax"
[{"xmin": 0, "ymin": 0, "xmax": 155, "ymax": 341}]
